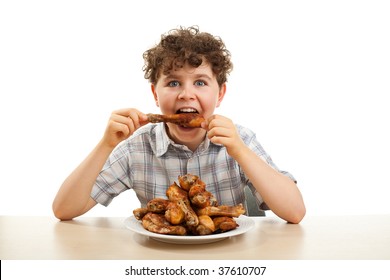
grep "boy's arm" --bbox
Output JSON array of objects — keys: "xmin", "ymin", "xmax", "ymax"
[
  {"xmin": 52, "ymin": 109, "xmax": 148, "ymax": 220},
  {"xmin": 205, "ymin": 115, "xmax": 306, "ymax": 224},
  {"xmin": 232, "ymin": 145, "xmax": 306, "ymax": 223},
  {"xmin": 52, "ymin": 141, "xmax": 112, "ymax": 220}
]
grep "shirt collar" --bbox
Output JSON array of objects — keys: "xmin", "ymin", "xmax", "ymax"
[{"xmin": 154, "ymin": 123, "xmax": 219, "ymax": 157}]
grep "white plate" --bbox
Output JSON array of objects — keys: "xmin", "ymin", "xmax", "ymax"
[{"xmin": 124, "ymin": 215, "xmax": 255, "ymax": 244}]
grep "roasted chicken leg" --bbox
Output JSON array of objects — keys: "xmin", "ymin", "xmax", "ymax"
[
  {"xmin": 213, "ymin": 216, "xmax": 239, "ymax": 232},
  {"xmin": 196, "ymin": 204, "xmax": 246, "ymax": 217},
  {"xmin": 147, "ymin": 198, "xmax": 170, "ymax": 213},
  {"xmin": 192, "ymin": 215, "xmax": 215, "ymax": 235},
  {"xmin": 166, "ymin": 183, "xmax": 199, "ymax": 227},
  {"xmin": 178, "ymin": 174, "xmax": 205, "ymax": 191},
  {"xmin": 164, "ymin": 201, "xmax": 185, "ymax": 225},
  {"xmin": 188, "ymin": 184, "xmax": 218, "ymax": 208},
  {"xmin": 166, "ymin": 182, "xmax": 189, "ymax": 202},
  {"xmin": 178, "ymin": 174, "xmax": 218, "ymax": 208},
  {"xmin": 142, "ymin": 212, "xmax": 187, "ymax": 235},
  {"xmin": 147, "ymin": 113, "xmax": 205, "ymax": 128},
  {"xmin": 133, "ymin": 207, "xmax": 149, "ymax": 220}
]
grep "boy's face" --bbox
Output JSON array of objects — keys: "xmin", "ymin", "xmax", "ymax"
[{"xmin": 151, "ymin": 62, "xmax": 226, "ymax": 149}]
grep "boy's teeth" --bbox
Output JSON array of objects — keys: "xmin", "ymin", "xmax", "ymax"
[{"xmin": 178, "ymin": 108, "xmax": 197, "ymax": 113}]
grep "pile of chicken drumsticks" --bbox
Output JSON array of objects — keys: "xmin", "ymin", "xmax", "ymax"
[{"xmin": 133, "ymin": 174, "xmax": 246, "ymax": 236}]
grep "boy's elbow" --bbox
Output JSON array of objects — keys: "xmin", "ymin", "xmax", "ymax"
[
  {"xmin": 52, "ymin": 208, "xmax": 67, "ymax": 221},
  {"xmin": 52, "ymin": 202, "xmax": 74, "ymax": 221},
  {"xmin": 53, "ymin": 211, "xmax": 75, "ymax": 221},
  {"xmin": 288, "ymin": 205, "xmax": 306, "ymax": 224}
]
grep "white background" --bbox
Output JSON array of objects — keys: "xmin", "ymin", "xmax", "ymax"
[{"xmin": 1, "ymin": 0, "xmax": 389, "ymax": 218}]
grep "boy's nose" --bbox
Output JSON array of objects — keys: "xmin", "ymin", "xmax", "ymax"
[{"xmin": 178, "ymin": 86, "xmax": 196, "ymax": 100}]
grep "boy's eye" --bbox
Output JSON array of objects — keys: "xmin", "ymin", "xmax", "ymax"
[
  {"xmin": 195, "ymin": 80, "xmax": 206, "ymax": 86},
  {"xmin": 168, "ymin": 81, "xmax": 180, "ymax": 87}
]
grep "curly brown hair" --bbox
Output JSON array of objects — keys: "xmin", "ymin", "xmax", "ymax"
[{"xmin": 142, "ymin": 26, "xmax": 233, "ymax": 87}]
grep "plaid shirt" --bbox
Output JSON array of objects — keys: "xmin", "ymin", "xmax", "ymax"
[{"xmin": 91, "ymin": 123, "xmax": 295, "ymax": 209}]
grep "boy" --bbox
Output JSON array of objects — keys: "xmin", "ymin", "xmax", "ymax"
[{"xmin": 52, "ymin": 26, "xmax": 305, "ymax": 223}]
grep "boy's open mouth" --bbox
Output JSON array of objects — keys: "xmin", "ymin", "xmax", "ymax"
[
  {"xmin": 175, "ymin": 108, "xmax": 201, "ymax": 129},
  {"xmin": 175, "ymin": 108, "xmax": 199, "ymax": 114}
]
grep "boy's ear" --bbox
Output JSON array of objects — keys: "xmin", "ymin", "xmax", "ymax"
[
  {"xmin": 151, "ymin": 84, "xmax": 159, "ymax": 107},
  {"xmin": 216, "ymin": 83, "xmax": 227, "ymax": 108}
]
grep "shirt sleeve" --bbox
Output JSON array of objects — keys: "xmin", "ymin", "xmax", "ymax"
[{"xmin": 90, "ymin": 141, "xmax": 132, "ymax": 206}]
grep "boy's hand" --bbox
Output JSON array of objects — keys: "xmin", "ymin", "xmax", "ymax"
[
  {"xmin": 102, "ymin": 108, "xmax": 149, "ymax": 149},
  {"xmin": 203, "ymin": 115, "xmax": 246, "ymax": 159}
]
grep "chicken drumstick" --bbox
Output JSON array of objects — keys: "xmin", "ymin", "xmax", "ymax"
[
  {"xmin": 147, "ymin": 113, "xmax": 205, "ymax": 128},
  {"xmin": 142, "ymin": 212, "xmax": 187, "ymax": 235},
  {"xmin": 196, "ymin": 204, "xmax": 246, "ymax": 217}
]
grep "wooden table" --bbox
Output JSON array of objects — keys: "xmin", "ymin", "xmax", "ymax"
[{"xmin": 1, "ymin": 215, "xmax": 389, "ymax": 259}]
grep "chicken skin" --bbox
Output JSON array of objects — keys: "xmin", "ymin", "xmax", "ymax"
[
  {"xmin": 178, "ymin": 174, "xmax": 218, "ymax": 208},
  {"xmin": 213, "ymin": 217, "xmax": 239, "ymax": 232},
  {"xmin": 133, "ymin": 207, "xmax": 149, "ymax": 220},
  {"xmin": 178, "ymin": 174, "xmax": 205, "ymax": 191},
  {"xmin": 166, "ymin": 182, "xmax": 189, "ymax": 202},
  {"xmin": 147, "ymin": 198, "xmax": 170, "ymax": 213},
  {"xmin": 147, "ymin": 113, "xmax": 205, "ymax": 128},
  {"xmin": 133, "ymin": 198, "xmax": 170, "ymax": 220},
  {"xmin": 188, "ymin": 184, "xmax": 218, "ymax": 208},
  {"xmin": 166, "ymin": 182, "xmax": 199, "ymax": 227},
  {"xmin": 176, "ymin": 199, "xmax": 199, "ymax": 227},
  {"xmin": 196, "ymin": 204, "xmax": 246, "ymax": 217},
  {"xmin": 142, "ymin": 212, "xmax": 187, "ymax": 235},
  {"xmin": 191, "ymin": 215, "xmax": 215, "ymax": 235},
  {"xmin": 164, "ymin": 201, "xmax": 185, "ymax": 225}
]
